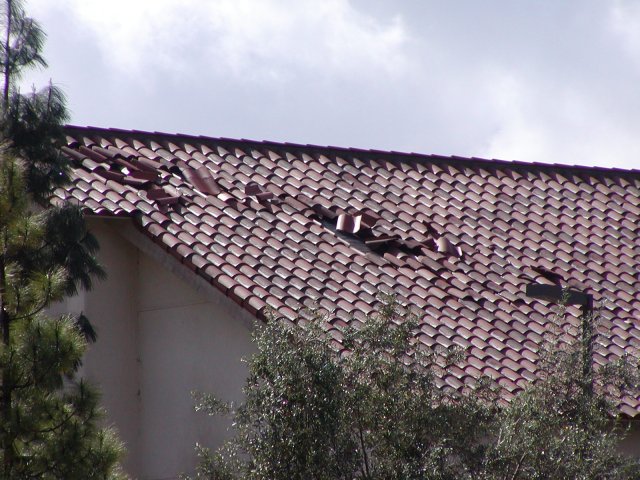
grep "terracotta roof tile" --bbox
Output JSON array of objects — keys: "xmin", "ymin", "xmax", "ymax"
[{"xmin": 56, "ymin": 126, "xmax": 640, "ymax": 417}]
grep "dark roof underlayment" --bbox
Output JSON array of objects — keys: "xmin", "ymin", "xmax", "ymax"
[{"xmin": 54, "ymin": 125, "xmax": 640, "ymax": 417}]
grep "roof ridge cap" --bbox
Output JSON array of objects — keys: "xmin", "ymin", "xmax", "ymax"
[{"xmin": 63, "ymin": 125, "xmax": 640, "ymax": 177}]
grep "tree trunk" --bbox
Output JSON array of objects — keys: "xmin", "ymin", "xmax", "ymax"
[
  {"xmin": 2, "ymin": 0, "xmax": 12, "ymax": 109},
  {"xmin": 0, "ymin": 252, "xmax": 13, "ymax": 477}
]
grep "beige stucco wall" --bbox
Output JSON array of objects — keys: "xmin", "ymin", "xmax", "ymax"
[
  {"xmin": 53, "ymin": 219, "xmax": 640, "ymax": 479},
  {"xmin": 620, "ymin": 421, "xmax": 640, "ymax": 457},
  {"xmin": 61, "ymin": 219, "xmax": 255, "ymax": 480}
]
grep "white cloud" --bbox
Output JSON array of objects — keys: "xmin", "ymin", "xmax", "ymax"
[
  {"xmin": 29, "ymin": 0, "xmax": 407, "ymax": 83},
  {"xmin": 480, "ymin": 73, "xmax": 549, "ymax": 162},
  {"xmin": 480, "ymin": 69, "xmax": 640, "ymax": 168},
  {"xmin": 609, "ymin": 0, "xmax": 640, "ymax": 61},
  {"xmin": 23, "ymin": 1, "xmax": 640, "ymax": 170}
]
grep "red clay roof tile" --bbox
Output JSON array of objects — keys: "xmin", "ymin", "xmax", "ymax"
[{"xmin": 57, "ymin": 126, "xmax": 640, "ymax": 416}]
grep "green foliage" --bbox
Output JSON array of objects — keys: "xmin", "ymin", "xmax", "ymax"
[
  {"xmin": 17, "ymin": 203, "xmax": 105, "ymax": 296},
  {"xmin": 0, "ymin": 155, "xmax": 125, "ymax": 479},
  {"xmin": 6, "ymin": 315, "xmax": 124, "ymax": 479},
  {"xmin": 480, "ymin": 307, "xmax": 640, "ymax": 480},
  {"xmin": 0, "ymin": 0, "xmax": 46, "ymax": 81},
  {"xmin": 1, "ymin": 0, "xmax": 69, "ymax": 199},
  {"xmin": 4, "ymin": 83, "xmax": 69, "ymax": 198},
  {"xmin": 187, "ymin": 299, "xmax": 640, "ymax": 480},
  {"xmin": 0, "ymin": 1, "xmax": 125, "ymax": 478},
  {"xmin": 186, "ymin": 297, "xmax": 494, "ymax": 480}
]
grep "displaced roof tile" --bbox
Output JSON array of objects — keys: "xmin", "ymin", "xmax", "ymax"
[{"xmin": 57, "ymin": 125, "xmax": 640, "ymax": 417}]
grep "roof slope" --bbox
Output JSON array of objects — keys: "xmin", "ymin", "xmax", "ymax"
[{"xmin": 55, "ymin": 126, "xmax": 640, "ymax": 416}]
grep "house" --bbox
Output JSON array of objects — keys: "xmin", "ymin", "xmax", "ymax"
[{"xmin": 53, "ymin": 125, "xmax": 640, "ymax": 479}]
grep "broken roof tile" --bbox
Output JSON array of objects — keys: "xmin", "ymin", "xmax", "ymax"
[{"xmin": 56, "ymin": 125, "xmax": 640, "ymax": 417}]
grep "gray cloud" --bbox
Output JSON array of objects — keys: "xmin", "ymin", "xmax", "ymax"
[{"xmin": 24, "ymin": 0, "xmax": 640, "ymax": 169}]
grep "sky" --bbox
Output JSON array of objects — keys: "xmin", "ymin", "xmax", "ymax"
[{"xmin": 23, "ymin": 0, "xmax": 640, "ymax": 169}]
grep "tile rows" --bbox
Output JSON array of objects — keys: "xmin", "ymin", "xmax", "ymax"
[{"xmin": 54, "ymin": 126, "xmax": 640, "ymax": 416}]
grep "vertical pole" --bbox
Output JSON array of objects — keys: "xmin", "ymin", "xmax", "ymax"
[{"xmin": 580, "ymin": 294, "xmax": 594, "ymax": 396}]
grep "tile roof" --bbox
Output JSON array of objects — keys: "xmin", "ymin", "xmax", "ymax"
[{"xmin": 55, "ymin": 125, "xmax": 640, "ymax": 417}]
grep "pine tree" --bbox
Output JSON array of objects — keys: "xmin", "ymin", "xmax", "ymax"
[
  {"xmin": 1, "ymin": 0, "xmax": 68, "ymax": 200},
  {"xmin": 0, "ymin": 1, "xmax": 125, "ymax": 478}
]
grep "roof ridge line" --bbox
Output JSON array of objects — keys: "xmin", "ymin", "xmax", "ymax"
[{"xmin": 63, "ymin": 124, "xmax": 640, "ymax": 178}]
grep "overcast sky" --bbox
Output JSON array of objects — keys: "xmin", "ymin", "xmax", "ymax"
[{"xmin": 23, "ymin": 0, "xmax": 640, "ymax": 169}]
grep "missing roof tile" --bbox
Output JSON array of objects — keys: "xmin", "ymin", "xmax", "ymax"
[
  {"xmin": 462, "ymin": 295, "xmax": 486, "ymax": 307},
  {"xmin": 129, "ymin": 170, "xmax": 158, "ymax": 181},
  {"xmin": 94, "ymin": 167, "xmax": 125, "ymax": 182},
  {"xmin": 531, "ymin": 266, "xmax": 563, "ymax": 285},
  {"xmin": 147, "ymin": 187, "xmax": 180, "ymax": 205},
  {"xmin": 245, "ymin": 182, "xmax": 275, "ymax": 203},
  {"xmin": 218, "ymin": 192, "xmax": 239, "ymax": 207},
  {"xmin": 311, "ymin": 204, "xmax": 339, "ymax": 221},
  {"xmin": 244, "ymin": 182, "xmax": 262, "ymax": 196},
  {"xmin": 396, "ymin": 238, "xmax": 426, "ymax": 256},
  {"xmin": 364, "ymin": 234, "xmax": 399, "ymax": 249}
]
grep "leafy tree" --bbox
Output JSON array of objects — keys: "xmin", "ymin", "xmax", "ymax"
[
  {"xmin": 186, "ymin": 299, "xmax": 640, "ymax": 480},
  {"xmin": 0, "ymin": 0, "xmax": 125, "ymax": 478},
  {"xmin": 186, "ymin": 296, "xmax": 494, "ymax": 480},
  {"xmin": 480, "ymin": 305, "xmax": 640, "ymax": 480}
]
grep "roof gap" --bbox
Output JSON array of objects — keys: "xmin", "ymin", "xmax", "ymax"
[
  {"xmin": 147, "ymin": 187, "xmax": 180, "ymax": 206},
  {"xmin": 245, "ymin": 182, "xmax": 275, "ymax": 203},
  {"xmin": 94, "ymin": 167, "xmax": 124, "ymax": 182},
  {"xmin": 462, "ymin": 295, "xmax": 486, "ymax": 307},
  {"xmin": 531, "ymin": 266, "xmax": 563, "ymax": 285},
  {"xmin": 310, "ymin": 203, "xmax": 340, "ymax": 222}
]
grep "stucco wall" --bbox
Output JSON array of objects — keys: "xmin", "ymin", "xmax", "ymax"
[
  {"xmin": 54, "ymin": 219, "xmax": 640, "ymax": 478},
  {"xmin": 65, "ymin": 219, "xmax": 255, "ymax": 480},
  {"xmin": 620, "ymin": 421, "xmax": 640, "ymax": 458}
]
